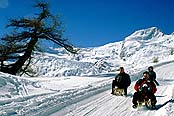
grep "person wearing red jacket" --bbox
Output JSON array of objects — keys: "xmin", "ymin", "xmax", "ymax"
[{"xmin": 132, "ymin": 71, "xmax": 157, "ymax": 109}]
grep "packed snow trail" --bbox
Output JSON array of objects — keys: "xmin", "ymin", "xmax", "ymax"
[
  {"xmin": 51, "ymin": 62, "xmax": 174, "ymax": 116},
  {"xmin": 0, "ymin": 62, "xmax": 174, "ymax": 116},
  {"xmin": 0, "ymin": 76, "xmax": 113, "ymax": 116}
]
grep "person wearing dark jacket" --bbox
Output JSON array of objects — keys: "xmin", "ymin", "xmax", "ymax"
[
  {"xmin": 111, "ymin": 67, "xmax": 131, "ymax": 95},
  {"xmin": 148, "ymin": 66, "xmax": 159, "ymax": 86},
  {"xmin": 132, "ymin": 71, "xmax": 157, "ymax": 109}
]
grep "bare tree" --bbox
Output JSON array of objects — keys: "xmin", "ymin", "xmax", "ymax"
[{"xmin": 0, "ymin": 1, "xmax": 78, "ymax": 75}]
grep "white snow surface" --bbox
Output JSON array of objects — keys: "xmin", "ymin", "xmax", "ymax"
[{"xmin": 0, "ymin": 27, "xmax": 174, "ymax": 116}]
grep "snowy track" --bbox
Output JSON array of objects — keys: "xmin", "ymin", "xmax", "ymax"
[
  {"xmin": 0, "ymin": 76, "xmax": 112, "ymax": 116},
  {"xmin": 51, "ymin": 62, "xmax": 174, "ymax": 116},
  {"xmin": 51, "ymin": 83, "xmax": 174, "ymax": 116},
  {"xmin": 0, "ymin": 62, "xmax": 174, "ymax": 116}
]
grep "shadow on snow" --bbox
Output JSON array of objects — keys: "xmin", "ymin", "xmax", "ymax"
[{"xmin": 156, "ymin": 99, "xmax": 174, "ymax": 110}]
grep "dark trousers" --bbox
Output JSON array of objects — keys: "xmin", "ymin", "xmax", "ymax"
[
  {"xmin": 132, "ymin": 91, "xmax": 157, "ymax": 105},
  {"xmin": 112, "ymin": 80, "xmax": 128, "ymax": 95}
]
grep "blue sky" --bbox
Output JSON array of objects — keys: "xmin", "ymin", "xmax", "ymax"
[{"xmin": 0, "ymin": 0, "xmax": 174, "ymax": 47}]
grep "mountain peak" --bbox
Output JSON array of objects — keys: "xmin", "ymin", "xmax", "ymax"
[
  {"xmin": 172, "ymin": 32, "xmax": 174, "ymax": 36},
  {"xmin": 125, "ymin": 27, "xmax": 164, "ymax": 41}
]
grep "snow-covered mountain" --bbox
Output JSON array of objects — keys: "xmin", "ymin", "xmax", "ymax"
[
  {"xmin": 0, "ymin": 27, "xmax": 174, "ymax": 116},
  {"xmin": 30, "ymin": 27, "xmax": 174, "ymax": 77}
]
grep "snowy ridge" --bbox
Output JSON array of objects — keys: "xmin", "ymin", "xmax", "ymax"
[
  {"xmin": 31, "ymin": 52, "xmax": 113, "ymax": 77},
  {"xmin": 125, "ymin": 27, "xmax": 164, "ymax": 41},
  {"xmin": 29, "ymin": 27, "xmax": 174, "ymax": 77}
]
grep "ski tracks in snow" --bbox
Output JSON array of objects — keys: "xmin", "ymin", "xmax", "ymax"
[
  {"xmin": 54, "ymin": 83, "xmax": 174, "ymax": 116},
  {"xmin": 0, "ymin": 77, "xmax": 112, "ymax": 116},
  {"xmin": 1, "ymin": 62, "xmax": 174, "ymax": 116},
  {"xmin": 51, "ymin": 62, "xmax": 174, "ymax": 116}
]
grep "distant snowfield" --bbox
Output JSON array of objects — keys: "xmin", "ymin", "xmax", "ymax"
[{"xmin": 0, "ymin": 61, "xmax": 174, "ymax": 116}]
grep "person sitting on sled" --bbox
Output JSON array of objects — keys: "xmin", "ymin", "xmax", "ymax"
[
  {"xmin": 111, "ymin": 67, "xmax": 131, "ymax": 96},
  {"xmin": 132, "ymin": 71, "xmax": 157, "ymax": 109}
]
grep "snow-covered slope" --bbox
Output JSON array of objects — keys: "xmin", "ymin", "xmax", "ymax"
[
  {"xmin": 30, "ymin": 27, "xmax": 174, "ymax": 77},
  {"xmin": 0, "ymin": 59, "xmax": 174, "ymax": 116},
  {"xmin": 52, "ymin": 62, "xmax": 174, "ymax": 116}
]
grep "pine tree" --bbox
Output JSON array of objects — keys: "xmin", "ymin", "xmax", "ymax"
[{"xmin": 0, "ymin": 1, "xmax": 77, "ymax": 75}]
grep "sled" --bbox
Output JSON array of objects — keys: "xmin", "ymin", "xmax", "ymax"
[
  {"xmin": 113, "ymin": 87, "xmax": 124, "ymax": 96},
  {"xmin": 137, "ymin": 98, "xmax": 156, "ymax": 110},
  {"xmin": 138, "ymin": 99, "xmax": 151, "ymax": 107}
]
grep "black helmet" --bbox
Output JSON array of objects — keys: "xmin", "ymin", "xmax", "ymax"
[
  {"xmin": 148, "ymin": 66, "xmax": 153, "ymax": 70},
  {"xmin": 119, "ymin": 67, "xmax": 124, "ymax": 70}
]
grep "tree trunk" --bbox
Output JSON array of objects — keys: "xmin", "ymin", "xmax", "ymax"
[{"xmin": 10, "ymin": 38, "xmax": 38, "ymax": 75}]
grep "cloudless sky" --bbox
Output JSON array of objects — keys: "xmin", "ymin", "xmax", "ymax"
[{"xmin": 0, "ymin": 0, "xmax": 174, "ymax": 47}]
